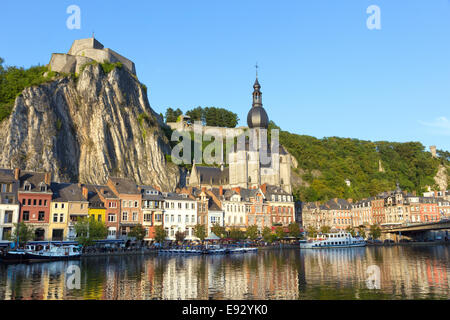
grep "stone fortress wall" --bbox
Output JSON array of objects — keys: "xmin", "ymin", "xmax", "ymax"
[{"xmin": 49, "ymin": 38, "xmax": 136, "ymax": 75}]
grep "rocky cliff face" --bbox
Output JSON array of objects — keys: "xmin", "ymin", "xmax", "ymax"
[
  {"xmin": 434, "ymin": 164, "xmax": 448, "ymax": 191},
  {"xmin": 0, "ymin": 64, "xmax": 182, "ymax": 191}
]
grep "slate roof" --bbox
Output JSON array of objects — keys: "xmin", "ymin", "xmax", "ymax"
[
  {"xmin": 140, "ymin": 186, "xmax": 164, "ymax": 201},
  {"xmin": 109, "ymin": 177, "xmax": 139, "ymax": 195},
  {"xmin": 84, "ymin": 184, "xmax": 105, "ymax": 209},
  {"xmin": 51, "ymin": 183, "xmax": 86, "ymax": 202},
  {"xmin": 0, "ymin": 169, "xmax": 15, "ymax": 183},
  {"xmin": 18, "ymin": 171, "xmax": 52, "ymax": 193}
]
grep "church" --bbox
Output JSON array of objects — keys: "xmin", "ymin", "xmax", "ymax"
[{"xmin": 188, "ymin": 76, "xmax": 292, "ymax": 194}]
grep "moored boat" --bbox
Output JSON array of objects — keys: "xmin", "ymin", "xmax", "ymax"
[
  {"xmin": 300, "ymin": 232, "xmax": 366, "ymax": 249},
  {"xmin": 25, "ymin": 244, "xmax": 81, "ymax": 262}
]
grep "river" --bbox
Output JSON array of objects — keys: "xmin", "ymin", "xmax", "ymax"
[{"xmin": 0, "ymin": 245, "xmax": 449, "ymax": 300}]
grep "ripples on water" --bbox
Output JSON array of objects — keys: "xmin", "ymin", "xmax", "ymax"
[{"xmin": 0, "ymin": 246, "xmax": 449, "ymax": 300}]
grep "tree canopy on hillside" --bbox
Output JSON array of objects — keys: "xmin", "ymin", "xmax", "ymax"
[
  {"xmin": 274, "ymin": 119, "xmax": 447, "ymax": 203},
  {"xmin": 0, "ymin": 58, "xmax": 52, "ymax": 122},
  {"xmin": 186, "ymin": 106, "xmax": 239, "ymax": 128}
]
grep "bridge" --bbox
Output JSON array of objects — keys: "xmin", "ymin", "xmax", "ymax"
[
  {"xmin": 381, "ymin": 220, "xmax": 450, "ymax": 241},
  {"xmin": 382, "ymin": 220, "xmax": 450, "ymax": 233}
]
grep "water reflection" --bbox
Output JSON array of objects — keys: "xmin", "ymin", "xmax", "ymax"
[{"xmin": 0, "ymin": 246, "xmax": 449, "ymax": 300}]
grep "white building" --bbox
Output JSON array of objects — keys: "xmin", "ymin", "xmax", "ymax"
[
  {"xmin": 163, "ymin": 193, "xmax": 197, "ymax": 241},
  {"xmin": 0, "ymin": 169, "xmax": 20, "ymax": 241}
]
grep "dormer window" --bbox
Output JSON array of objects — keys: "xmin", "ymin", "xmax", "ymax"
[
  {"xmin": 24, "ymin": 181, "xmax": 31, "ymax": 191},
  {"xmin": 39, "ymin": 182, "xmax": 47, "ymax": 192}
]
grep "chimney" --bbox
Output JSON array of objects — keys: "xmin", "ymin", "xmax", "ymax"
[
  {"xmin": 202, "ymin": 187, "xmax": 206, "ymax": 193},
  {"xmin": 44, "ymin": 172, "xmax": 51, "ymax": 185},
  {"xmin": 14, "ymin": 168, "xmax": 20, "ymax": 180},
  {"xmin": 347, "ymin": 198, "xmax": 353, "ymax": 203},
  {"xmin": 412, "ymin": 190, "xmax": 417, "ymax": 196},
  {"xmin": 334, "ymin": 198, "xmax": 338, "ymax": 204},
  {"xmin": 261, "ymin": 183, "xmax": 267, "ymax": 193},
  {"xmin": 176, "ymin": 188, "xmax": 181, "ymax": 193},
  {"xmin": 219, "ymin": 186, "xmax": 223, "ymax": 196},
  {"xmin": 82, "ymin": 186, "xmax": 88, "ymax": 200}
]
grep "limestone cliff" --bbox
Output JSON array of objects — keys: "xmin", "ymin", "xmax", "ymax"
[
  {"xmin": 434, "ymin": 164, "xmax": 448, "ymax": 191},
  {"xmin": 0, "ymin": 63, "xmax": 182, "ymax": 191}
]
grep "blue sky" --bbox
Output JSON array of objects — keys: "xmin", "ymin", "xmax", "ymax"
[{"xmin": 2, "ymin": 0, "xmax": 450, "ymax": 151}]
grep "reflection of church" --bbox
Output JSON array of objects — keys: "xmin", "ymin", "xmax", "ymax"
[{"xmin": 188, "ymin": 76, "xmax": 292, "ymax": 193}]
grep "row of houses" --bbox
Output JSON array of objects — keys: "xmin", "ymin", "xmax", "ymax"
[
  {"xmin": 0, "ymin": 169, "xmax": 299, "ymax": 242},
  {"xmin": 301, "ymin": 184, "xmax": 450, "ymax": 231}
]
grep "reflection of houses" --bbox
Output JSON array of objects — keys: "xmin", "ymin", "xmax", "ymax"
[
  {"xmin": 18, "ymin": 170, "xmax": 53, "ymax": 241},
  {"xmin": 0, "ymin": 169, "xmax": 20, "ymax": 240}
]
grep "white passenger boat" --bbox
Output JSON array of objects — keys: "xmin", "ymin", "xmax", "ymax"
[
  {"xmin": 25, "ymin": 244, "xmax": 81, "ymax": 262},
  {"xmin": 300, "ymin": 232, "xmax": 366, "ymax": 249}
]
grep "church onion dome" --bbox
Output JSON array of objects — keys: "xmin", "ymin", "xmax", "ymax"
[
  {"xmin": 247, "ymin": 76, "xmax": 269, "ymax": 129},
  {"xmin": 247, "ymin": 106, "xmax": 269, "ymax": 129}
]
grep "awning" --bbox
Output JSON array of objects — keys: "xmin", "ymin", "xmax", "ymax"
[{"xmin": 206, "ymin": 232, "xmax": 220, "ymax": 240}]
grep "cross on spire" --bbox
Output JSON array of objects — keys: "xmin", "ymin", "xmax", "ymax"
[{"xmin": 255, "ymin": 63, "xmax": 259, "ymax": 78}]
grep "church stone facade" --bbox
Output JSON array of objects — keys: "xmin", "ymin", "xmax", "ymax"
[{"xmin": 188, "ymin": 77, "xmax": 292, "ymax": 194}]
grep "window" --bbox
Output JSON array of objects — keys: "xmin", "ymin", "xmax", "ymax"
[
  {"xmin": 144, "ymin": 213, "xmax": 152, "ymax": 223},
  {"xmin": 132, "ymin": 212, "xmax": 138, "ymax": 221},
  {"xmin": 108, "ymin": 214, "xmax": 116, "ymax": 222},
  {"xmin": 27, "ymin": 199, "xmax": 31, "ymax": 206},
  {"xmin": 53, "ymin": 213, "xmax": 58, "ymax": 222},
  {"xmin": 33, "ymin": 199, "xmax": 37, "ymax": 206},
  {"xmin": 155, "ymin": 214, "xmax": 162, "ymax": 222},
  {"xmin": 38, "ymin": 200, "xmax": 42, "ymax": 206},
  {"xmin": 44, "ymin": 200, "xmax": 47, "ymax": 206},
  {"xmin": 61, "ymin": 203, "xmax": 65, "ymax": 209},
  {"xmin": 98, "ymin": 215, "xmax": 102, "ymax": 222},
  {"xmin": 122, "ymin": 212, "xmax": 128, "ymax": 221},
  {"xmin": 192, "ymin": 215, "xmax": 195, "ymax": 223},
  {"xmin": 4, "ymin": 211, "xmax": 13, "ymax": 224},
  {"xmin": 22, "ymin": 211, "xmax": 30, "ymax": 221},
  {"xmin": 55, "ymin": 203, "xmax": 58, "ymax": 209},
  {"xmin": 59, "ymin": 214, "xmax": 64, "ymax": 223},
  {"xmin": 134, "ymin": 201, "xmax": 138, "ymax": 208},
  {"xmin": 178, "ymin": 203, "xmax": 182, "ymax": 209},
  {"xmin": 38, "ymin": 211, "xmax": 45, "ymax": 221},
  {"xmin": 24, "ymin": 183, "xmax": 31, "ymax": 191},
  {"xmin": 178, "ymin": 215, "xmax": 181, "ymax": 223}
]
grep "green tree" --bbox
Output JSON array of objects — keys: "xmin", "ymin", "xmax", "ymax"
[
  {"xmin": 246, "ymin": 225, "xmax": 259, "ymax": 240},
  {"xmin": 320, "ymin": 225, "xmax": 331, "ymax": 234},
  {"xmin": 274, "ymin": 226, "xmax": 285, "ymax": 240},
  {"xmin": 306, "ymin": 226, "xmax": 318, "ymax": 238},
  {"xmin": 9, "ymin": 222, "xmax": 34, "ymax": 246},
  {"xmin": 165, "ymin": 107, "xmax": 182, "ymax": 123},
  {"xmin": 154, "ymin": 225, "xmax": 167, "ymax": 244},
  {"xmin": 369, "ymin": 225, "xmax": 381, "ymax": 240},
  {"xmin": 175, "ymin": 231, "xmax": 186, "ymax": 243},
  {"xmin": 194, "ymin": 224, "xmax": 207, "ymax": 242},
  {"xmin": 262, "ymin": 227, "xmax": 273, "ymax": 243},
  {"xmin": 346, "ymin": 226, "xmax": 356, "ymax": 237},
  {"xmin": 288, "ymin": 223, "xmax": 301, "ymax": 238},
  {"xmin": 74, "ymin": 217, "xmax": 108, "ymax": 247},
  {"xmin": 128, "ymin": 224, "xmax": 147, "ymax": 241},
  {"xmin": 229, "ymin": 226, "xmax": 245, "ymax": 241},
  {"xmin": 210, "ymin": 223, "xmax": 226, "ymax": 238},
  {"xmin": 358, "ymin": 228, "xmax": 366, "ymax": 239}
]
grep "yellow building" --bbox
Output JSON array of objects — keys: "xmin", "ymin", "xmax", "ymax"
[
  {"xmin": 51, "ymin": 183, "xmax": 89, "ymax": 241},
  {"xmin": 85, "ymin": 185, "xmax": 106, "ymax": 223},
  {"xmin": 88, "ymin": 208, "xmax": 106, "ymax": 223}
]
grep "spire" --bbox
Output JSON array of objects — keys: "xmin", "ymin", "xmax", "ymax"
[{"xmin": 252, "ymin": 64, "xmax": 262, "ymax": 108}]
